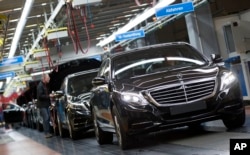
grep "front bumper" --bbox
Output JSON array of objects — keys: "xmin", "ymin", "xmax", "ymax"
[
  {"xmin": 116, "ymin": 95, "xmax": 244, "ymax": 135},
  {"xmin": 68, "ymin": 109, "xmax": 93, "ymax": 131}
]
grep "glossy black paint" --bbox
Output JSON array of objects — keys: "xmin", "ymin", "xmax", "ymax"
[
  {"xmin": 3, "ymin": 103, "xmax": 25, "ymax": 123},
  {"xmin": 54, "ymin": 69, "xmax": 99, "ymax": 139},
  {"xmin": 90, "ymin": 42, "xmax": 245, "ymax": 146}
]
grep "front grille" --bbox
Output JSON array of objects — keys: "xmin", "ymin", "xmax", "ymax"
[{"xmin": 149, "ymin": 79, "xmax": 215, "ymax": 106}]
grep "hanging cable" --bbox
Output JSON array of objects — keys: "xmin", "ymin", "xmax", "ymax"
[
  {"xmin": 65, "ymin": 1, "xmax": 90, "ymax": 54},
  {"xmin": 42, "ymin": 37, "xmax": 54, "ymax": 70},
  {"xmin": 76, "ymin": 5, "xmax": 91, "ymax": 54},
  {"xmin": 53, "ymin": 38, "xmax": 62, "ymax": 72},
  {"xmin": 66, "ymin": 2, "xmax": 80, "ymax": 54}
]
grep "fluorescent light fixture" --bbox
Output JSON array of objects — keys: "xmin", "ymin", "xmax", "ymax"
[
  {"xmin": 13, "ymin": 7, "xmax": 22, "ymax": 11},
  {"xmin": 9, "ymin": 19, "xmax": 19, "ymax": 23},
  {"xmin": 6, "ymin": 77, "xmax": 12, "ymax": 84},
  {"xmin": 96, "ymin": 37, "xmax": 103, "ymax": 40},
  {"xmin": 26, "ymin": 24, "xmax": 37, "ymax": 28},
  {"xmin": 6, "ymin": 37, "xmax": 13, "ymax": 40},
  {"xmin": 9, "ymin": 0, "xmax": 34, "ymax": 58},
  {"xmin": 25, "ymin": 0, "xmax": 65, "ymax": 62},
  {"xmin": 96, "ymin": 0, "xmax": 175, "ymax": 47},
  {"xmin": 30, "ymin": 70, "xmax": 53, "ymax": 76},
  {"xmin": 8, "ymin": 28, "xmax": 16, "ymax": 31},
  {"xmin": 0, "ymin": 81, "xmax": 3, "ymax": 89},
  {"xmin": 7, "ymin": 33, "xmax": 14, "ymax": 36}
]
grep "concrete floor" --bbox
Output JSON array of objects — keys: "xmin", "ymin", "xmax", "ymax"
[{"xmin": 1, "ymin": 106, "xmax": 250, "ymax": 155}]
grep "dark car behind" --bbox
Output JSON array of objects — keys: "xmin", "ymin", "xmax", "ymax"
[
  {"xmin": 53, "ymin": 68, "xmax": 99, "ymax": 139},
  {"xmin": 3, "ymin": 103, "xmax": 25, "ymax": 124},
  {"xmin": 90, "ymin": 42, "xmax": 245, "ymax": 149}
]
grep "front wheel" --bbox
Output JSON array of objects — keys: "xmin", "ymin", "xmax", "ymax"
[
  {"xmin": 92, "ymin": 107, "xmax": 113, "ymax": 145},
  {"xmin": 66, "ymin": 114, "xmax": 78, "ymax": 140},
  {"xmin": 57, "ymin": 115, "xmax": 66, "ymax": 138},
  {"xmin": 112, "ymin": 106, "xmax": 132, "ymax": 150},
  {"xmin": 222, "ymin": 108, "xmax": 246, "ymax": 129},
  {"xmin": 52, "ymin": 115, "xmax": 59, "ymax": 136}
]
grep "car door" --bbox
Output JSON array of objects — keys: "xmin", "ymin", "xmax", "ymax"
[{"xmin": 91, "ymin": 59, "xmax": 113, "ymax": 125}]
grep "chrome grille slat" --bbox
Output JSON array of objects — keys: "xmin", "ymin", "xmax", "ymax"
[
  {"xmin": 186, "ymin": 88, "xmax": 213, "ymax": 97},
  {"xmin": 156, "ymin": 98, "xmax": 187, "ymax": 104},
  {"xmin": 149, "ymin": 79, "xmax": 216, "ymax": 106},
  {"xmin": 186, "ymin": 92, "xmax": 212, "ymax": 101},
  {"xmin": 152, "ymin": 91, "xmax": 185, "ymax": 99},
  {"xmin": 186, "ymin": 86, "xmax": 214, "ymax": 91}
]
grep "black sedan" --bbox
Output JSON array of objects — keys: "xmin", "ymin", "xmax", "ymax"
[
  {"xmin": 53, "ymin": 69, "xmax": 99, "ymax": 139},
  {"xmin": 3, "ymin": 103, "xmax": 25, "ymax": 124},
  {"xmin": 90, "ymin": 42, "xmax": 245, "ymax": 149}
]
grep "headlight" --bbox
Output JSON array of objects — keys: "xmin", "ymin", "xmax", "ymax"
[
  {"xmin": 68, "ymin": 100, "xmax": 88, "ymax": 111},
  {"xmin": 220, "ymin": 72, "xmax": 237, "ymax": 90},
  {"xmin": 121, "ymin": 92, "xmax": 148, "ymax": 106}
]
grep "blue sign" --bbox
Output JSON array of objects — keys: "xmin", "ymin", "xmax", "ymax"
[
  {"xmin": 0, "ymin": 71, "xmax": 15, "ymax": 80},
  {"xmin": 155, "ymin": 2, "xmax": 194, "ymax": 18},
  {"xmin": 0, "ymin": 56, "xmax": 24, "ymax": 68},
  {"xmin": 115, "ymin": 29, "xmax": 145, "ymax": 42}
]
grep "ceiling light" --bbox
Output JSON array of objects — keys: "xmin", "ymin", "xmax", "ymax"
[
  {"xmin": 130, "ymin": 9, "xmax": 140, "ymax": 12},
  {"xmin": 9, "ymin": 19, "xmax": 19, "ymax": 23},
  {"xmin": 7, "ymin": 33, "xmax": 14, "ymax": 36},
  {"xmin": 13, "ymin": 7, "xmax": 22, "ymax": 11},
  {"xmin": 96, "ymin": 37, "xmax": 103, "ymax": 40},
  {"xmin": 9, "ymin": 0, "xmax": 34, "ymax": 58},
  {"xmin": 30, "ymin": 69, "xmax": 53, "ymax": 76},
  {"xmin": 124, "ymin": 14, "xmax": 134, "ymax": 18},
  {"xmin": 97, "ymin": 0, "xmax": 176, "ymax": 47},
  {"xmin": 0, "ymin": 82, "xmax": 3, "ymax": 90},
  {"xmin": 25, "ymin": 0, "xmax": 65, "ymax": 62},
  {"xmin": 113, "ymin": 23, "xmax": 122, "ymax": 26},
  {"xmin": 26, "ymin": 24, "xmax": 37, "ymax": 28},
  {"xmin": 8, "ymin": 28, "xmax": 16, "ymax": 31}
]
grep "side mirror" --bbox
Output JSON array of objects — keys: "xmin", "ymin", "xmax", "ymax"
[
  {"xmin": 55, "ymin": 90, "xmax": 64, "ymax": 97},
  {"xmin": 92, "ymin": 76, "xmax": 106, "ymax": 86},
  {"xmin": 211, "ymin": 54, "xmax": 223, "ymax": 63}
]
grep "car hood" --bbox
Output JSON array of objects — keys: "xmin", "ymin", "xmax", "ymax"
[{"xmin": 114, "ymin": 65, "xmax": 219, "ymax": 92}]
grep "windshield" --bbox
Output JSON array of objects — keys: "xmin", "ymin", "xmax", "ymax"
[
  {"xmin": 113, "ymin": 45, "xmax": 207, "ymax": 80},
  {"xmin": 67, "ymin": 72, "xmax": 96, "ymax": 96}
]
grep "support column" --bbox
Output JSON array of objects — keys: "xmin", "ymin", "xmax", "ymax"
[{"xmin": 183, "ymin": 0, "xmax": 220, "ymax": 57}]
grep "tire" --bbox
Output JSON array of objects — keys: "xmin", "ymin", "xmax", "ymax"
[
  {"xmin": 52, "ymin": 115, "xmax": 59, "ymax": 136},
  {"xmin": 222, "ymin": 108, "xmax": 246, "ymax": 129},
  {"xmin": 112, "ymin": 106, "xmax": 132, "ymax": 150},
  {"xmin": 50, "ymin": 111, "xmax": 59, "ymax": 135},
  {"xmin": 188, "ymin": 123, "xmax": 202, "ymax": 130},
  {"xmin": 92, "ymin": 107, "xmax": 113, "ymax": 145},
  {"xmin": 66, "ymin": 115, "xmax": 78, "ymax": 140},
  {"xmin": 37, "ymin": 120, "xmax": 43, "ymax": 132},
  {"xmin": 57, "ymin": 115, "xmax": 66, "ymax": 138}
]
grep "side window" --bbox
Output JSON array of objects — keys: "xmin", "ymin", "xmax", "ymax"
[
  {"xmin": 103, "ymin": 60, "xmax": 110, "ymax": 78},
  {"xmin": 60, "ymin": 79, "xmax": 67, "ymax": 93},
  {"xmin": 98, "ymin": 59, "xmax": 110, "ymax": 79}
]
